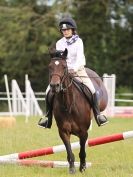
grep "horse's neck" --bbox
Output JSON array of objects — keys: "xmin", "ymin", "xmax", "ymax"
[
  {"xmin": 56, "ymin": 77, "xmax": 74, "ymax": 108},
  {"xmin": 65, "ymin": 83, "xmax": 75, "ymax": 113}
]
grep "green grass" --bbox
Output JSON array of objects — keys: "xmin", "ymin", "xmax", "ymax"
[{"xmin": 0, "ymin": 116, "xmax": 133, "ymax": 177}]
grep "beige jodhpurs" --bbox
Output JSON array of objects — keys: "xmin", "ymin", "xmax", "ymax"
[{"xmin": 75, "ymin": 67, "xmax": 96, "ymax": 94}]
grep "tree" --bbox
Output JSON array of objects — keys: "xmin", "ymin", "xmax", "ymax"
[
  {"xmin": 0, "ymin": 3, "xmax": 59, "ymax": 91},
  {"xmin": 0, "ymin": 0, "xmax": 132, "ymax": 92},
  {"xmin": 71, "ymin": 0, "xmax": 133, "ymax": 89}
]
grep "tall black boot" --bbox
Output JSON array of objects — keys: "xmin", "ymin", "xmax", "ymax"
[
  {"xmin": 38, "ymin": 91, "xmax": 54, "ymax": 129},
  {"xmin": 92, "ymin": 92, "xmax": 108, "ymax": 126}
]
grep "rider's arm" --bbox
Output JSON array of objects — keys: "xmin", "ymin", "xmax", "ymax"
[{"xmin": 73, "ymin": 38, "xmax": 86, "ymax": 72}]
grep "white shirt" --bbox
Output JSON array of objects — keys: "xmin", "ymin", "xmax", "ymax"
[{"xmin": 56, "ymin": 36, "xmax": 86, "ymax": 72}]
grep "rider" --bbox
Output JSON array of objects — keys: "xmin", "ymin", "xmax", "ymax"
[{"xmin": 38, "ymin": 17, "xmax": 108, "ymax": 128}]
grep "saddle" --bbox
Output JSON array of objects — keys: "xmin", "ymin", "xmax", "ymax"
[{"xmin": 72, "ymin": 76, "xmax": 93, "ymax": 107}]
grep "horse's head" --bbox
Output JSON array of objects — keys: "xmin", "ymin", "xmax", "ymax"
[{"xmin": 49, "ymin": 48, "xmax": 68, "ymax": 93}]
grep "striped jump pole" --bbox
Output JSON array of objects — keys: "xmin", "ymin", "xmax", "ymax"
[
  {"xmin": 0, "ymin": 159, "xmax": 91, "ymax": 168},
  {"xmin": 0, "ymin": 130, "xmax": 133, "ymax": 160}
]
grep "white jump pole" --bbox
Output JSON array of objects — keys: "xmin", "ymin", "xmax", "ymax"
[
  {"xmin": 4, "ymin": 74, "xmax": 13, "ymax": 117},
  {"xmin": 0, "ymin": 159, "xmax": 92, "ymax": 168},
  {"xmin": 0, "ymin": 130, "xmax": 133, "ymax": 160}
]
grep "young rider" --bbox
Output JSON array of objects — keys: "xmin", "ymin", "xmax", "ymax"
[{"xmin": 38, "ymin": 17, "xmax": 108, "ymax": 128}]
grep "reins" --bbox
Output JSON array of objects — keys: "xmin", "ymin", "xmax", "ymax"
[
  {"xmin": 60, "ymin": 73, "xmax": 75, "ymax": 114},
  {"xmin": 61, "ymin": 75, "xmax": 73, "ymax": 92}
]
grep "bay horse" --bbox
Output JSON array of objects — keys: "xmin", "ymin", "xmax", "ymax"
[{"xmin": 48, "ymin": 48, "xmax": 108, "ymax": 173}]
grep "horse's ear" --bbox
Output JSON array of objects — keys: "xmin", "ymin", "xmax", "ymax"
[{"xmin": 63, "ymin": 48, "xmax": 68, "ymax": 59}]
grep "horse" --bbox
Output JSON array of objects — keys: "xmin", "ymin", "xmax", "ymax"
[{"xmin": 48, "ymin": 48, "xmax": 108, "ymax": 173}]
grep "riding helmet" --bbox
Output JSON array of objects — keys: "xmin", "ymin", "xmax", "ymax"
[{"xmin": 59, "ymin": 17, "xmax": 77, "ymax": 30}]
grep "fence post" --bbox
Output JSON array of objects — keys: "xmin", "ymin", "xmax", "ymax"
[
  {"xmin": 103, "ymin": 74, "xmax": 116, "ymax": 116},
  {"xmin": 25, "ymin": 75, "xmax": 43, "ymax": 117},
  {"xmin": 12, "ymin": 80, "xmax": 29, "ymax": 121}
]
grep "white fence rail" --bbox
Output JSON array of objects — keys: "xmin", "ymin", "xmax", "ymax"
[
  {"xmin": 12, "ymin": 80, "xmax": 29, "ymax": 116},
  {"xmin": 0, "ymin": 74, "xmax": 133, "ymax": 117},
  {"xmin": 0, "ymin": 75, "xmax": 43, "ymax": 119},
  {"xmin": 103, "ymin": 74, "xmax": 133, "ymax": 116},
  {"xmin": 25, "ymin": 76, "xmax": 43, "ymax": 116}
]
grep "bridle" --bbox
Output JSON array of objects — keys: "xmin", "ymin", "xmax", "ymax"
[
  {"xmin": 50, "ymin": 58, "xmax": 73, "ymax": 92},
  {"xmin": 49, "ymin": 58, "xmax": 75, "ymax": 113}
]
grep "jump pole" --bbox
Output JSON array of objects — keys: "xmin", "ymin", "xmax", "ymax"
[
  {"xmin": 0, "ymin": 130, "xmax": 133, "ymax": 160},
  {"xmin": 0, "ymin": 159, "xmax": 91, "ymax": 168}
]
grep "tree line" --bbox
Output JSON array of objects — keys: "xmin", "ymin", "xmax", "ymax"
[{"xmin": 0, "ymin": 0, "xmax": 132, "ymax": 92}]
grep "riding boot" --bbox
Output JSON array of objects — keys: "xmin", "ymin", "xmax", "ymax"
[
  {"xmin": 38, "ymin": 92, "xmax": 54, "ymax": 129},
  {"xmin": 92, "ymin": 92, "xmax": 108, "ymax": 126}
]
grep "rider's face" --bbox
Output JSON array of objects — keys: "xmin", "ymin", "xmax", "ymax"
[{"xmin": 61, "ymin": 28, "xmax": 73, "ymax": 38}]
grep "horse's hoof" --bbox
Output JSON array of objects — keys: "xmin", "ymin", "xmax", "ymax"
[
  {"xmin": 79, "ymin": 164, "xmax": 86, "ymax": 173},
  {"xmin": 69, "ymin": 167, "xmax": 76, "ymax": 174}
]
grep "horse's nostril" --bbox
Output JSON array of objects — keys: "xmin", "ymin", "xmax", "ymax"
[
  {"xmin": 50, "ymin": 83, "xmax": 54, "ymax": 88},
  {"xmin": 56, "ymin": 83, "xmax": 60, "ymax": 87}
]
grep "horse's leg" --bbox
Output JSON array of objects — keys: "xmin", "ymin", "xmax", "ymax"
[
  {"xmin": 79, "ymin": 131, "xmax": 88, "ymax": 172},
  {"xmin": 59, "ymin": 130, "xmax": 76, "ymax": 174}
]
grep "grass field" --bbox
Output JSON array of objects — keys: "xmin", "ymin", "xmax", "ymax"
[{"xmin": 0, "ymin": 116, "xmax": 133, "ymax": 177}]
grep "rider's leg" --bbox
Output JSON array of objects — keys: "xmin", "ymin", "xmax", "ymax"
[
  {"xmin": 76, "ymin": 68, "xmax": 108, "ymax": 126},
  {"xmin": 91, "ymin": 92, "xmax": 108, "ymax": 126},
  {"xmin": 38, "ymin": 85, "xmax": 54, "ymax": 128}
]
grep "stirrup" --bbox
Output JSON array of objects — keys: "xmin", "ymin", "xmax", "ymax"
[
  {"xmin": 38, "ymin": 118, "xmax": 49, "ymax": 129},
  {"xmin": 97, "ymin": 115, "xmax": 109, "ymax": 126}
]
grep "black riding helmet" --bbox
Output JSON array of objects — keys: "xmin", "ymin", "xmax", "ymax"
[{"xmin": 59, "ymin": 17, "xmax": 77, "ymax": 30}]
